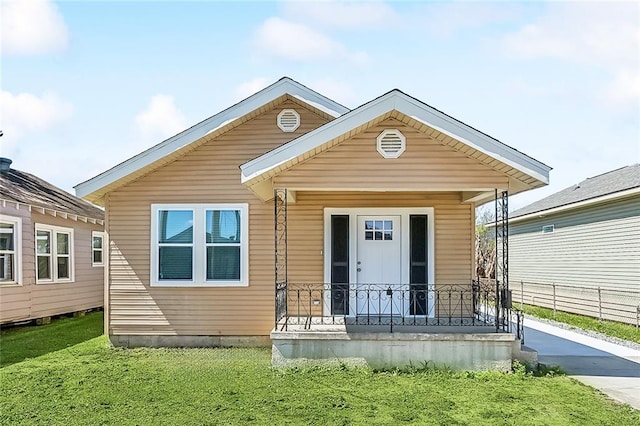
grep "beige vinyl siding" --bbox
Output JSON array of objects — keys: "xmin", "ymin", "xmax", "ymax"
[
  {"xmin": 287, "ymin": 191, "xmax": 473, "ymax": 285},
  {"xmin": 274, "ymin": 118, "xmax": 509, "ymax": 192},
  {"xmin": 107, "ymin": 102, "xmax": 331, "ymax": 336},
  {"xmin": 0, "ymin": 207, "xmax": 103, "ymax": 324},
  {"xmin": 510, "ymin": 195, "xmax": 640, "ymax": 290},
  {"xmin": 286, "ymin": 192, "xmax": 473, "ymax": 318}
]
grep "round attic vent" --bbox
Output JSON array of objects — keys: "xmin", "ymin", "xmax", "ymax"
[
  {"xmin": 376, "ymin": 129, "xmax": 406, "ymax": 159},
  {"xmin": 277, "ymin": 109, "xmax": 300, "ymax": 132}
]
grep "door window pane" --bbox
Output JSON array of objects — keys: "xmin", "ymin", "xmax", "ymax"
[
  {"xmin": 158, "ymin": 210, "xmax": 193, "ymax": 243},
  {"xmin": 364, "ymin": 219, "xmax": 393, "ymax": 241},
  {"xmin": 159, "ymin": 246, "xmax": 193, "ymax": 280},
  {"xmin": 207, "ymin": 246, "xmax": 240, "ymax": 280}
]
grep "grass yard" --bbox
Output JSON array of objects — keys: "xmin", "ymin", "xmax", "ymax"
[
  {"xmin": 0, "ymin": 310, "xmax": 104, "ymax": 367},
  {"xmin": 1, "ymin": 314, "xmax": 639, "ymax": 425},
  {"xmin": 520, "ymin": 304, "xmax": 640, "ymax": 344}
]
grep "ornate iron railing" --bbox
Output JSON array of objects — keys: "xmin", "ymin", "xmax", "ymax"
[{"xmin": 275, "ymin": 281, "xmax": 513, "ymax": 334}]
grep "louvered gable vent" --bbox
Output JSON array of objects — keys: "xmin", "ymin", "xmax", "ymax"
[
  {"xmin": 376, "ymin": 129, "xmax": 406, "ymax": 158},
  {"xmin": 277, "ymin": 109, "xmax": 300, "ymax": 132}
]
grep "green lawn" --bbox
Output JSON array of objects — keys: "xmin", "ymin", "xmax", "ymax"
[
  {"xmin": 519, "ymin": 304, "xmax": 640, "ymax": 344},
  {"xmin": 1, "ymin": 314, "xmax": 639, "ymax": 425},
  {"xmin": 0, "ymin": 310, "xmax": 103, "ymax": 367}
]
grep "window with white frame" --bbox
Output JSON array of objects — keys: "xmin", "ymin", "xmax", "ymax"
[
  {"xmin": 36, "ymin": 224, "xmax": 74, "ymax": 283},
  {"xmin": 0, "ymin": 216, "xmax": 21, "ymax": 285},
  {"xmin": 92, "ymin": 232, "xmax": 105, "ymax": 266},
  {"xmin": 151, "ymin": 204, "xmax": 248, "ymax": 286}
]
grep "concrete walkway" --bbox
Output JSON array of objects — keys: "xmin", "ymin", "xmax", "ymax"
[{"xmin": 523, "ymin": 317, "xmax": 640, "ymax": 409}]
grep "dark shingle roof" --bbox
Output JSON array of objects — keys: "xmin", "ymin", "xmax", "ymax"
[
  {"xmin": 1, "ymin": 168, "xmax": 104, "ymax": 220},
  {"xmin": 511, "ymin": 164, "xmax": 640, "ymax": 219}
]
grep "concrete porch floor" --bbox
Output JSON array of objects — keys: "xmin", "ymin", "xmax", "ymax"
[{"xmin": 272, "ymin": 316, "xmax": 523, "ymax": 371}]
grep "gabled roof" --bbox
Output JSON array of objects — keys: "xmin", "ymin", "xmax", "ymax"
[
  {"xmin": 511, "ymin": 164, "xmax": 640, "ymax": 219},
  {"xmin": 1, "ymin": 166, "xmax": 104, "ymax": 222},
  {"xmin": 240, "ymin": 89, "xmax": 551, "ymax": 188},
  {"xmin": 74, "ymin": 77, "xmax": 349, "ymax": 203}
]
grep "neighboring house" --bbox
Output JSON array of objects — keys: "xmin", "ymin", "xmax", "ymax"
[
  {"xmin": 0, "ymin": 158, "xmax": 105, "ymax": 324},
  {"xmin": 510, "ymin": 164, "xmax": 640, "ymax": 289},
  {"xmin": 75, "ymin": 77, "xmax": 550, "ymax": 369},
  {"xmin": 508, "ymin": 165, "xmax": 640, "ymax": 315}
]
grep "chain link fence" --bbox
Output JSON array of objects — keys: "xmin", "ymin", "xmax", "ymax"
[{"xmin": 513, "ymin": 280, "xmax": 640, "ymax": 327}]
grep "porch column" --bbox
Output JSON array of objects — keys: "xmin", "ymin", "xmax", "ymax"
[
  {"xmin": 274, "ymin": 188, "xmax": 288, "ymax": 329},
  {"xmin": 494, "ymin": 189, "xmax": 509, "ymax": 332}
]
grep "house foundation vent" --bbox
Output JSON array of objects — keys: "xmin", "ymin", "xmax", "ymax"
[
  {"xmin": 277, "ymin": 109, "xmax": 300, "ymax": 132},
  {"xmin": 376, "ymin": 129, "xmax": 406, "ymax": 158}
]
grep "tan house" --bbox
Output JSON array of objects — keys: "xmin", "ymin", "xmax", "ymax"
[
  {"xmin": 76, "ymin": 78, "xmax": 550, "ymax": 369},
  {"xmin": 1, "ymin": 159, "xmax": 105, "ymax": 324}
]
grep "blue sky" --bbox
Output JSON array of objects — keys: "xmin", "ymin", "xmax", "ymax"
[{"xmin": 2, "ymin": 0, "xmax": 639, "ymax": 210}]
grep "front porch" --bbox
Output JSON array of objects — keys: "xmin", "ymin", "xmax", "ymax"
[
  {"xmin": 269, "ymin": 188, "xmax": 528, "ymax": 370},
  {"xmin": 271, "ymin": 281, "xmax": 528, "ymax": 370}
]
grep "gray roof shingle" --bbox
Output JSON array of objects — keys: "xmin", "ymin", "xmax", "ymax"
[
  {"xmin": 1, "ymin": 167, "xmax": 104, "ymax": 220},
  {"xmin": 511, "ymin": 164, "xmax": 640, "ymax": 219}
]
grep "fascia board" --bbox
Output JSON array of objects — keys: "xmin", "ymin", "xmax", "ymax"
[
  {"xmin": 396, "ymin": 95, "xmax": 551, "ymax": 185},
  {"xmin": 241, "ymin": 91, "xmax": 551, "ymax": 185},
  {"xmin": 75, "ymin": 78, "xmax": 349, "ymax": 199}
]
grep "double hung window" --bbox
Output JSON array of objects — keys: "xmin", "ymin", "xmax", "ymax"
[
  {"xmin": 36, "ymin": 224, "xmax": 74, "ymax": 283},
  {"xmin": 92, "ymin": 232, "xmax": 105, "ymax": 266},
  {"xmin": 151, "ymin": 204, "xmax": 248, "ymax": 286},
  {"xmin": 0, "ymin": 216, "xmax": 20, "ymax": 284}
]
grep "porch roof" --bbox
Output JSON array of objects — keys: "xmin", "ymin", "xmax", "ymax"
[{"xmin": 240, "ymin": 90, "xmax": 551, "ymax": 201}]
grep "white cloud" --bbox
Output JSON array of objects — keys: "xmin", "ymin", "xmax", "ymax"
[
  {"xmin": 135, "ymin": 95, "xmax": 187, "ymax": 140},
  {"xmin": 606, "ymin": 68, "xmax": 640, "ymax": 108},
  {"xmin": 282, "ymin": 0, "xmax": 398, "ymax": 29},
  {"xmin": 504, "ymin": 2, "xmax": 640, "ymax": 109},
  {"xmin": 0, "ymin": 90, "xmax": 74, "ymax": 154},
  {"xmin": 1, "ymin": 0, "xmax": 69, "ymax": 55},
  {"xmin": 415, "ymin": 2, "xmax": 523, "ymax": 38},
  {"xmin": 235, "ymin": 77, "xmax": 270, "ymax": 100},
  {"xmin": 253, "ymin": 17, "xmax": 368, "ymax": 63}
]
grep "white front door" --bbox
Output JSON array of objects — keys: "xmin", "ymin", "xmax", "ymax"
[{"xmin": 356, "ymin": 215, "xmax": 401, "ymax": 315}]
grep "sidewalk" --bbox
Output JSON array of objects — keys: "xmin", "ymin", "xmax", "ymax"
[{"xmin": 524, "ymin": 317, "xmax": 640, "ymax": 409}]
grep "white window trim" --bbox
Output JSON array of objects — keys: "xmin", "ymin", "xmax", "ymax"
[
  {"xmin": 0, "ymin": 214, "xmax": 22, "ymax": 286},
  {"xmin": 92, "ymin": 231, "xmax": 105, "ymax": 267},
  {"xmin": 150, "ymin": 203, "xmax": 249, "ymax": 287},
  {"xmin": 322, "ymin": 207, "xmax": 435, "ymax": 317},
  {"xmin": 35, "ymin": 223, "xmax": 75, "ymax": 284}
]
